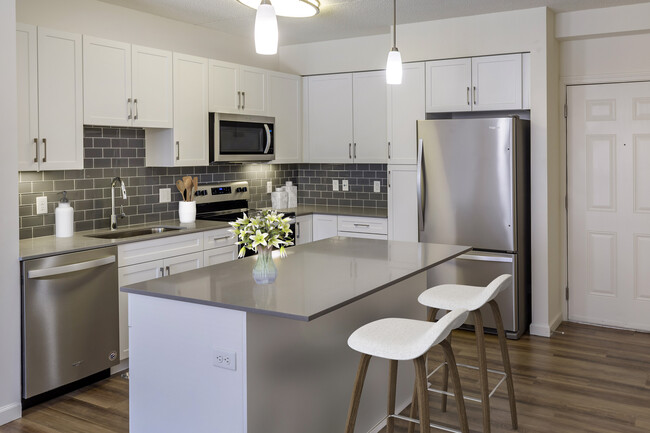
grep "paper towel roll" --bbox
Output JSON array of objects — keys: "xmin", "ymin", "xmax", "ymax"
[{"xmin": 271, "ymin": 191, "xmax": 288, "ymax": 209}]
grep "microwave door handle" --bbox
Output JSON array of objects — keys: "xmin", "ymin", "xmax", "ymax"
[{"xmin": 263, "ymin": 124, "xmax": 272, "ymax": 154}]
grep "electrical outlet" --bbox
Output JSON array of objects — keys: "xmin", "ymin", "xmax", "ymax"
[
  {"xmin": 332, "ymin": 180, "xmax": 339, "ymax": 191},
  {"xmin": 213, "ymin": 348, "xmax": 237, "ymax": 371},
  {"xmin": 36, "ymin": 196, "xmax": 48, "ymax": 214},
  {"xmin": 373, "ymin": 181, "xmax": 381, "ymax": 193},
  {"xmin": 159, "ymin": 188, "xmax": 171, "ymax": 203},
  {"xmin": 342, "ymin": 179, "xmax": 349, "ymax": 191},
  {"xmin": 266, "ymin": 181, "xmax": 273, "ymax": 193}
]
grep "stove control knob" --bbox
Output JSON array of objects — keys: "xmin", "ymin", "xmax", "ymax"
[
  {"xmin": 235, "ymin": 187, "xmax": 242, "ymax": 193},
  {"xmin": 242, "ymin": 187, "xmax": 247, "ymax": 192}
]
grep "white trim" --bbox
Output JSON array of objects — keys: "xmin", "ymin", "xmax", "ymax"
[
  {"xmin": 0, "ymin": 403, "xmax": 21, "ymax": 426},
  {"xmin": 110, "ymin": 358, "xmax": 129, "ymax": 375},
  {"xmin": 550, "ymin": 311, "xmax": 563, "ymax": 334},
  {"xmin": 561, "ymin": 72, "xmax": 650, "ymax": 86},
  {"xmin": 529, "ymin": 322, "xmax": 551, "ymax": 337}
]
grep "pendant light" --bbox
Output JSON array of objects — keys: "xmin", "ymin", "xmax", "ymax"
[
  {"xmin": 386, "ymin": 0, "xmax": 402, "ymax": 85},
  {"xmin": 255, "ymin": 0, "xmax": 278, "ymax": 55}
]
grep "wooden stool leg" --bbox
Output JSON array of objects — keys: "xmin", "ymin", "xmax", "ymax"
[
  {"xmin": 413, "ymin": 354, "xmax": 430, "ymax": 433},
  {"xmin": 407, "ymin": 378, "xmax": 418, "ymax": 433},
  {"xmin": 441, "ymin": 332, "xmax": 452, "ymax": 412},
  {"xmin": 473, "ymin": 309, "xmax": 491, "ymax": 433},
  {"xmin": 440, "ymin": 340, "xmax": 470, "ymax": 433},
  {"xmin": 489, "ymin": 300, "xmax": 518, "ymax": 430},
  {"xmin": 387, "ymin": 360, "xmax": 398, "ymax": 433},
  {"xmin": 344, "ymin": 354, "xmax": 372, "ymax": 433}
]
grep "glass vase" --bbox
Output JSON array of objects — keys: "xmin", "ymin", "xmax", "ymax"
[{"xmin": 252, "ymin": 246, "xmax": 277, "ymax": 284}]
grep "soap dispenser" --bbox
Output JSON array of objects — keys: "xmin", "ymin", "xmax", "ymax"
[{"xmin": 55, "ymin": 191, "xmax": 74, "ymax": 238}]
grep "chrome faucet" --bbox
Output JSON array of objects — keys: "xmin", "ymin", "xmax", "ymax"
[{"xmin": 111, "ymin": 177, "xmax": 127, "ymax": 230}]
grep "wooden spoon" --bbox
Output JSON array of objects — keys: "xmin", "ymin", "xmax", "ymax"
[
  {"xmin": 175, "ymin": 179, "xmax": 186, "ymax": 201},
  {"xmin": 184, "ymin": 177, "xmax": 193, "ymax": 202}
]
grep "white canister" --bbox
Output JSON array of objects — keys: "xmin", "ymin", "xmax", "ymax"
[
  {"xmin": 55, "ymin": 191, "xmax": 74, "ymax": 238},
  {"xmin": 178, "ymin": 201, "xmax": 196, "ymax": 223},
  {"xmin": 271, "ymin": 191, "xmax": 288, "ymax": 209}
]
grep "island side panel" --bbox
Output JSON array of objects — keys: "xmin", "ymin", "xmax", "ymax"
[
  {"xmin": 128, "ymin": 294, "xmax": 247, "ymax": 433},
  {"xmin": 246, "ymin": 272, "xmax": 427, "ymax": 433}
]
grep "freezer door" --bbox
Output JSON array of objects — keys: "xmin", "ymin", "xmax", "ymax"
[
  {"xmin": 426, "ymin": 251, "xmax": 520, "ymax": 337},
  {"xmin": 417, "ymin": 118, "xmax": 516, "ymax": 251}
]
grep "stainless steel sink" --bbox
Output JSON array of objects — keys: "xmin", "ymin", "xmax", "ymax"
[{"xmin": 85, "ymin": 226, "xmax": 183, "ymax": 239}]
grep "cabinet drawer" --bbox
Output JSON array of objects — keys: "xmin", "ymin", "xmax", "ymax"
[
  {"xmin": 337, "ymin": 216, "xmax": 387, "ymax": 235},
  {"xmin": 118, "ymin": 232, "xmax": 203, "ymax": 267},
  {"xmin": 339, "ymin": 232, "xmax": 388, "ymax": 240},
  {"xmin": 204, "ymin": 227, "xmax": 235, "ymax": 250},
  {"xmin": 203, "ymin": 246, "xmax": 237, "ymax": 267}
]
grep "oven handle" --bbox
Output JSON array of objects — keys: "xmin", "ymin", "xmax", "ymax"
[{"xmin": 263, "ymin": 124, "xmax": 272, "ymax": 154}]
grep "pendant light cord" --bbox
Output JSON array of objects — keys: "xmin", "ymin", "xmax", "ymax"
[{"xmin": 393, "ymin": 0, "xmax": 397, "ymax": 49}]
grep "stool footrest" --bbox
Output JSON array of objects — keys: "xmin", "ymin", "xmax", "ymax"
[
  {"xmin": 427, "ymin": 361, "xmax": 508, "ymax": 401},
  {"xmin": 388, "ymin": 414, "xmax": 463, "ymax": 433}
]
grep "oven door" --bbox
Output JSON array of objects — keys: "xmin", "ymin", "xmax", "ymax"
[{"xmin": 210, "ymin": 113, "xmax": 274, "ymax": 162}]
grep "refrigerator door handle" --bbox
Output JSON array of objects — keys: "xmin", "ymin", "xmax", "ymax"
[
  {"xmin": 417, "ymin": 138, "xmax": 425, "ymax": 231},
  {"xmin": 456, "ymin": 253, "xmax": 514, "ymax": 263}
]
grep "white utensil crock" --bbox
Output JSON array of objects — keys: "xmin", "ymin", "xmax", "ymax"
[{"xmin": 178, "ymin": 201, "xmax": 196, "ymax": 223}]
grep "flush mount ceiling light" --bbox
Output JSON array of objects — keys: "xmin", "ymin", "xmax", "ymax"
[
  {"xmin": 238, "ymin": 0, "xmax": 320, "ymax": 18},
  {"xmin": 386, "ymin": 0, "xmax": 402, "ymax": 85},
  {"xmin": 254, "ymin": 0, "xmax": 278, "ymax": 55}
]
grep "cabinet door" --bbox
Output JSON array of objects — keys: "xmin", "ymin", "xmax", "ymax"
[
  {"xmin": 118, "ymin": 260, "xmax": 164, "ymax": 360},
  {"xmin": 312, "ymin": 214, "xmax": 338, "ymax": 241},
  {"xmin": 426, "ymin": 58, "xmax": 472, "ymax": 113},
  {"xmin": 388, "ymin": 165, "xmax": 418, "ymax": 242},
  {"xmin": 203, "ymin": 247, "xmax": 237, "ymax": 266},
  {"xmin": 132, "ymin": 45, "xmax": 173, "ymax": 128},
  {"xmin": 388, "ymin": 63, "xmax": 425, "ymax": 165},
  {"xmin": 208, "ymin": 59, "xmax": 239, "ymax": 113},
  {"xmin": 471, "ymin": 54, "xmax": 522, "ymax": 111},
  {"xmin": 269, "ymin": 72, "xmax": 302, "ymax": 163},
  {"xmin": 295, "ymin": 215, "xmax": 313, "ymax": 245},
  {"xmin": 306, "ymin": 74, "xmax": 353, "ymax": 163},
  {"xmin": 164, "ymin": 252, "xmax": 203, "ymax": 276},
  {"xmin": 37, "ymin": 27, "xmax": 83, "ymax": 170},
  {"xmin": 173, "ymin": 53, "xmax": 209, "ymax": 166},
  {"xmin": 16, "ymin": 24, "xmax": 39, "ymax": 171},
  {"xmin": 352, "ymin": 71, "xmax": 387, "ymax": 163},
  {"xmin": 240, "ymin": 66, "xmax": 268, "ymax": 115},
  {"xmin": 83, "ymin": 36, "xmax": 131, "ymax": 127},
  {"xmin": 522, "ymin": 52, "xmax": 531, "ymax": 110}
]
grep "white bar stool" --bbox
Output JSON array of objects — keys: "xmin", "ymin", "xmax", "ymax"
[
  {"xmin": 417, "ymin": 274, "xmax": 518, "ymax": 433},
  {"xmin": 344, "ymin": 309, "xmax": 470, "ymax": 433}
]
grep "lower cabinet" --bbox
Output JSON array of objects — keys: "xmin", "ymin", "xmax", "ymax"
[
  {"xmin": 312, "ymin": 214, "xmax": 338, "ymax": 241},
  {"xmin": 295, "ymin": 215, "xmax": 313, "ymax": 245},
  {"xmin": 388, "ymin": 165, "xmax": 418, "ymax": 242},
  {"xmin": 204, "ymin": 247, "xmax": 237, "ymax": 266},
  {"xmin": 338, "ymin": 215, "xmax": 388, "ymax": 240}
]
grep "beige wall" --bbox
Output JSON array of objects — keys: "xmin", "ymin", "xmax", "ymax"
[
  {"xmin": 17, "ymin": 0, "xmax": 279, "ymax": 71},
  {"xmin": 281, "ymin": 7, "xmax": 563, "ymax": 337},
  {"xmin": 0, "ymin": 0, "xmax": 21, "ymax": 425}
]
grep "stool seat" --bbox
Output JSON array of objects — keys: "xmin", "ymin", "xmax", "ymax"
[
  {"xmin": 418, "ymin": 274, "xmax": 511, "ymax": 311},
  {"xmin": 348, "ymin": 311, "xmax": 468, "ymax": 361}
]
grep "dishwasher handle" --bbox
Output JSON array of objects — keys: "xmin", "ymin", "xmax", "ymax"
[{"xmin": 27, "ymin": 256, "xmax": 116, "ymax": 279}]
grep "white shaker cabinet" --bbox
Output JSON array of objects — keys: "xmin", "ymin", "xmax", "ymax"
[
  {"xmin": 388, "ymin": 165, "xmax": 418, "ymax": 242},
  {"xmin": 295, "ymin": 215, "xmax": 313, "ymax": 245},
  {"xmin": 387, "ymin": 62, "xmax": 425, "ymax": 164},
  {"xmin": 425, "ymin": 58, "xmax": 472, "ymax": 113},
  {"xmin": 209, "ymin": 60, "xmax": 268, "ymax": 115},
  {"xmin": 312, "ymin": 214, "xmax": 338, "ymax": 241},
  {"xmin": 203, "ymin": 228, "xmax": 238, "ymax": 266},
  {"xmin": 269, "ymin": 71, "xmax": 302, "ymax": 163},
  {"xmin": 16, "ymin": 24, "xmax": 83, "ymax": 171},
  {"xmin": 352, "ymin": 71, "xmax": 388, "ymax": 163},
  {"xmin": 337, "ymin": 216, "xmax": 388, "ymax": 240},
  {"xmin": 146, "ymin": 53, "xmax": 209, "ymax": 167},
  {"xmin": 83, "ymin": 37, "xmax": 173, "ymax": 128}
]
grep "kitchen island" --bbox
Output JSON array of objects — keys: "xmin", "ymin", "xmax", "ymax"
[{"xmin": 122, "ymin": 237, "xmax": 470, "ymax": 433}]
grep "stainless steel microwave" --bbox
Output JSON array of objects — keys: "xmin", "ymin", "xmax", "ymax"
[{"xmin": 209, "ymin": 113, "xmax": 275, "ymax": 162}]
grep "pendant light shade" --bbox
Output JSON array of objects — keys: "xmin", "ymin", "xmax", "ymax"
[
  {"xmin": 255, "ymin": 0, "xmax": 278, "ymax": 55},
  {"xmin": 386, "ymin": 0, "xmax": 402, "ymax": 84}
]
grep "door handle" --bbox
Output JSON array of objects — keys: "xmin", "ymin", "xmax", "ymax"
[
  {"xmin": 349, "ymin": 143, "xmax": 352, "ymax": 159},
  {"xmin": 416, "ymin": 138, "xmax": 424, "ymax": 231},
  {"xmin": 242, "ymin": 91, "xmax": 246, "ymax": 110},
  {"xmin": 388, "ymin": 170, "xmax": 391, "ymax": 188},
  {"xmin": 237, "ymin": 91, "xmax": 241, "ymax": 109},
  {"xmin": 353, "ymin": 143, "xmax": 357, "ymax": 159},
  {"xmin": 176, "ymin": 141, "xmax": 180, "ymax": 161},
  {"xmin": 127, "ymin": 98, "xmax": 133, "ymax": 120},
  {"xmin": 296, "ymin": 221, "xmax": 301, "ymax": 239},
  {"xmin": 33, "ymin": 138, "xmax": 38, "ymax": 163},
  {"xmin": 28, "ymin": 256, "xmax": 116, "ymax": 278},
  {"xmin": 388, "ymin": 141, "xmax": 391, "ymax": 159},
  {"xmin": 466, "ymin": 87, "xmax": 470, "ymax": 105},
  {"xmin": 134, "ymin": 98, "xmax": 139, "ymax": 120},
  {"xmin": 159, "ymin": 267, "xmax": 164, "ymax": 278},
  {"xmin": 473, "ymin": 86, "xmax": 477, "ymax": 105},
  {"xmin": 165, "ymin": 266, "xmax": 171, "ymax": 276},
  {"xmin": 42, "ymin": 138, "xmax": 47, "ymax": 163}
]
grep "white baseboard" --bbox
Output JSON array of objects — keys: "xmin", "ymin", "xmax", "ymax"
[
  {"xmin": 0, "ymin": 402, "xmax": 21, "ymax": 426},
  {"xmin": 110, "ymin": 358, "xmax": 129, "ymax": 375},
  {"xmin": 529, "ymin": 322, "xmax": 551, "ymax": 337},
  {"xmin": 549, "ymin": 312, "xmax": 563, "ymax": 333}
]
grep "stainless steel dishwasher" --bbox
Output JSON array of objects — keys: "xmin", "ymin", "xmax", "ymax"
[{"xmin": 22, "ymin": 246, "xmax": 119, "ymax": 399}]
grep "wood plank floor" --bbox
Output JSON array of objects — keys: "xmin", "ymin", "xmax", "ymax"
[{"xmin": 1, "ymin": 321, "xmax": 648, "ymax": 433}]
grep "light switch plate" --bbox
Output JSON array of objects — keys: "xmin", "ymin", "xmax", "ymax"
[
  {"xmin": 267, "ymin": 181, "xmax": 272, "ymax": 193},
  {"xmin": 373, "ymin": 181, "xmax": 380, "ymax": 193},
  {"xmin": 159, "ymin": 188, "xmax": 171, "ymax": 203},
  {"xmin": 36, "ymin": 196, "xmax": 48, "ymax": 214},
  {"xmin": 342, "ymin": 180, "xmax": 349, "ymax": 191},
  {"xmin": 332, "ymin": 180, "xmax": 339, "ymax": 191}
]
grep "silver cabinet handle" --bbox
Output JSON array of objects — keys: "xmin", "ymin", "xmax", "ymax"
[
  {"xmin": 28, "ymin": 256, "xmax": 116, "ymax": 278},
  {"xmin": 213, "ymin": 236, "xmax": 231, "ymax": 242},
  {"xmin": 417, "ymin": 138, "xmax": 424, "ymax": 231},
  {"xmin": 353, "ymin": 142, "xmax": 357, "ymax": 159},
  {"xmin": 473, "ymin": 86, "xmax": 477, "ymax": 105},
  {"xmin": 388, "ymin": 141, "xmax": 391, "ymax": 159},
  {"xmin": 466, "ymin": 87, "xmax": 470, "ymax": 105},
  {"xmin": 42, "ymin": 138, "xmax": 47, "ymax": 163},
  {"xmin": 134, "ymin": 98, "xmax": 139, "ymax": 120},
  {"xmin": 353, "ymin": 223, "xmax": 370, "ymax": 228},
  {"xmin": 33, "ymin": 138, "xmax": 38, "ymax": 163},
  {"xmin": 176, "ymin": 141, "xmax": 180, "ymax": 161},
  {"xmin": 165, "ymin": 266, "xmax": 171, "ymax": 276},
  {"xmin": 237, "ymin": 91, "xmax": 241, "ymax": 109},
  {"xmin": 127, "ymin": 98, "xmax": 133, "ymax": 120},
  {"xmin": 296, "ymin": 221, "xmax": 301, "ymax": 239},
  {"xmin": 159, "ymin": 267, "xmax": 164, "ymax": 278},
  {"xmin": 349, "ymin": 143, "xmax": 352, "ymax": 159},
  {"xmin": 242, "ymin": 91, "xmax": 246, "ymax": 110},
  {"xmin": 388, "ymin": 170, "xmax": 391, "ymax": 188}
]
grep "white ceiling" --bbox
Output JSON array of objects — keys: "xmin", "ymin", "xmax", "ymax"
[{"xmin": 97, "ymin": 0, "xmax": 650, "ymax": 45}]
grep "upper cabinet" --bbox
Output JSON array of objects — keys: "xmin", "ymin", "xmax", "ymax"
[
  {"xmin": 209, "ymin": 60, "xmax": 268, "ymax": 115},
  {"xmin": 17, "ymin": 24, "xmax": 83, "ymax": 171},
  {"xmin": 268, "ymin": 71, "xmax": 302, "ymax": 164},
  {"xmin": 387, "ymin": 62, "xmax": 425, "ymax": 165},
  {"xmin": 305, "ymin": 71, "xmax": 387, "ymax": 164},
  {"xmin": 83, "ymin": 36, "xmax": 173, "ymax": 128},
  {"xmin": 426, "ymin": 53, "xmax": 524, "ymax": 113}
]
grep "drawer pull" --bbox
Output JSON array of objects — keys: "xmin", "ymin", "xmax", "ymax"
[
  {"xmin": 353, "ymin": 223, "xmax": 371, "ymax": 228},
  {"xmin": 213, "ymin": 236, "xmax": 231, "ymax": 242}
]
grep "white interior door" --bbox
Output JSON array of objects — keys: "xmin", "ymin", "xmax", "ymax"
[{"xmin": 568, "ymin": 82, "xmax": 650, "ymax": 331}]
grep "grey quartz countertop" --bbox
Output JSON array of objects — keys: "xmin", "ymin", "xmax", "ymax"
[
  {"xmin": 19, "ymin": 206, "xmax": 387, "ymax": 261},
  {"xmin": 121, "ymin": 237, "xmax": 471, "ymax": 321}
]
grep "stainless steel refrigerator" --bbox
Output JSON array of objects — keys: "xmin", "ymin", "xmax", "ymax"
[{"xmin": 417, "ymin": 117, "xmax": 530, "ymax": 339}]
